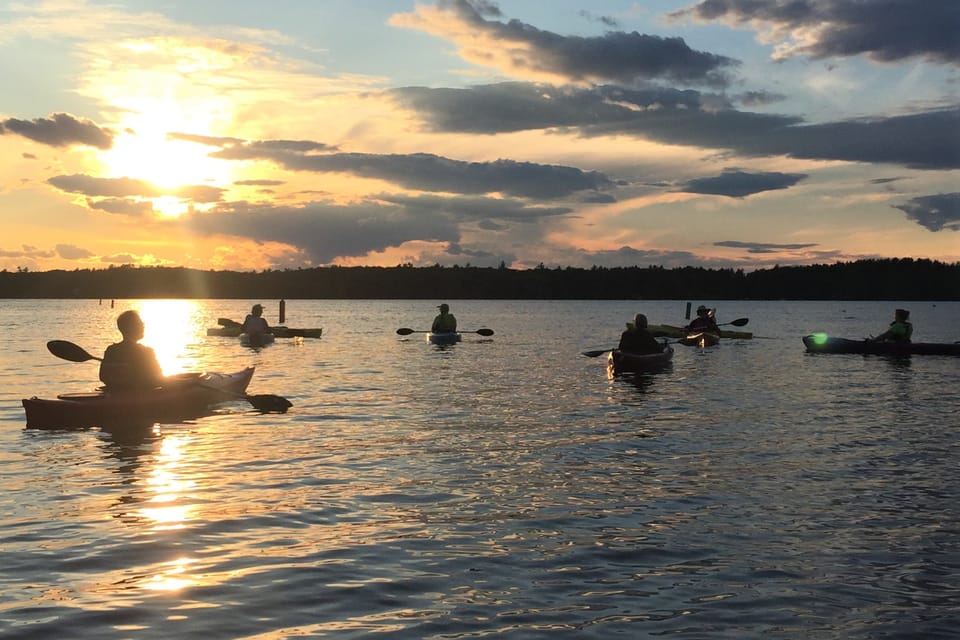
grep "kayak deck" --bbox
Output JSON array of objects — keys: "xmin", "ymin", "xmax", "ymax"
[
  {"xmin": 608, "ymin": 345, "xmax": 674, "ymax": 375},
  {"xmin": 22, "ymin": 367, "xmax": 255, "ymax": 429},
  {"xmin": 428, "ymin": 332, "xmax": 462, "ymax": 345}
]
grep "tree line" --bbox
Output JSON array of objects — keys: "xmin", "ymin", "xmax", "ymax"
[{"xmin": 1, "ymin": 258, "xmax": 957, "ymax": 300}]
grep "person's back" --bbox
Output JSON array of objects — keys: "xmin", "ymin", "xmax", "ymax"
[
  {"xmin": 99, "ymin": 310, "xmax": 164, "ymax": 392},
  {"xmin": 432, "ymin": 303, "xmax": 457, "ymax": 332},
  {"xmin": 242, "ymin": 304, "xmax": 270, "ymax": 335},
  {"xmin": 618, "ymin": 313, "xmax": 663, "ymax": 354}
]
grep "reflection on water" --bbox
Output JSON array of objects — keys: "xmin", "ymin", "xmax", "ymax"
[{"xmin": 2, "ymin": 299, "xmax": 959, "ymax": 639}]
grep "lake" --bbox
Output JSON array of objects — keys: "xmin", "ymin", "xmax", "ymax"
[{"xmin": 1, "ymin": 299, "xmax": 958, "ymax": 639}]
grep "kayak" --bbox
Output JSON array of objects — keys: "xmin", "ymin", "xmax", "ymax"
[
  {"xmin": 428, "ymin": 331, "xmax": 462, "ymax": 345},
  {"xmin": 649, "ymin": 324, "xmax": 752, "ymax": 339},
  {"xmin": 208, "ymin": 325, "xmax": 322, "ymax": 338},
  {"xmin": 240, "ymin": 332, "xmax": 275, "ymax": 347},
  {"xmin": 803, "ymin": 334, "xmax": 960, "ymax": 356},
  {"xmin": 679, "ymin": 331, "xmax": 720, "ymax": 347},
  {"xmin": 22, "ymin": 367, "xmax": 256, "ymax": 429},
  {"xmin": 608, "ymin": 345, "xmax": 674, "ymax": 374}
]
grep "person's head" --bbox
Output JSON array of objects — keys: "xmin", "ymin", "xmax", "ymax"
[
  {"xmin": 251, "ymin": 304, "xmax": 264, "ymax": 317},
  {"xmin": 895, "ymin": 308, "xmax": 910, "ymax": 321},
  {"xmin": 633, "ymin": 313, "xmax": 648, "ymax": 329},
  {"xmin": 116, "ymin": 309, "xmax": 145, "ymax": 340},
  {"xmin": 438, "ymin": 303, "xmax": 449, "ymax": 313},
  {"xmin": 696, "ymin": 305, "xmax": 708, "ymax": 316}
]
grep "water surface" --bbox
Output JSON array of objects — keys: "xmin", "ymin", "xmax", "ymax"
[{"xmin": 1, "ymin": 299, "xmax": 958, "ymax": 639}]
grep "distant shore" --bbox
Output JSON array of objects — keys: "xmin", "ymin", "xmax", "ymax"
[{"xmin": 1, "ymin": 258, "xmax": 957, "ymax": 300}]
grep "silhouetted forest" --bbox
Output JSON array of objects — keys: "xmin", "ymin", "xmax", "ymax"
[{"xmin": 1, "ymin": 258, "xmax": 957, "ymax": 300}]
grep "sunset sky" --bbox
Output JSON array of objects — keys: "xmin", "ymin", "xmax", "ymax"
[{"xmin": 1, "ymin": 0, "xmax": 957, "ymax": 272}]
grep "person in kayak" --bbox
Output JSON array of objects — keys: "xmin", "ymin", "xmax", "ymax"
[
  {"xmin": 871, "ymin": 308, "xmax": 912, "ymax": 342},
  {"xmin": 241, "ymin": 304, "xmax": 270, "ymax": 336},
  {"xmin": 432, "ymin": 303, "xmax": 457, "ymax": 333},
  {"xmin": 618, "ymin": 313, "xmax": 664, "ymax": 354},
  {"xmin": 685, "ymin": 305, "xmax": 719, "ymax": 333},
  {"xmin": 99, "ymin": 310, "xmax": 165, "ymax": 391}
]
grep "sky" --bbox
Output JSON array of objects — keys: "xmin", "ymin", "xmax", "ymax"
[{"xmin": 0, "ymin": 0, "xmax": 957, "ymax": 273}]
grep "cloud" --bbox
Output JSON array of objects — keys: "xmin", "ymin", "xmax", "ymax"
[
  {"xmin": 395, "ymin": 83, "xmax": 959, "ymax": 169},
  {"xmin": 391, "ymin": 0, "xmax": 738, "ymax": 86},
  {"xmin": 714, "ymin": 240, "xmax": 819, "ymax": 254},
  {"xmin": 48, "ymin": 174, "xmax": 224, "ymax": 203},
  {"xmin": 0, "ymin": 113, "xmax": 114, "ymax": 149},
  {"xmin": 55, "ymin": 244, "xmax": 96, "ymax": 260},
  {"xmin": 87, "ymin": 198, "xmax": 156, "ymax": 217},
  {"xmin": 672, "ymin": 0, "xmax": 960, "ymax": 65},
  {"xmin": 212, "ymin": 142, "xmax": 615, "ymax": 199},
  {"xmin": 181, "ymin": 193, "xmax": 570, "ymax": 265},
  {"xmin": 679, "ymin": 169, "xmax": 807, "ymax": 198},
  {"xmin": 893, "ymin": 193, "xmax": 960, "ymax": 231},
  {"xmin": 0, "ymin": 245, "xmax": 56, "ymax": 259}
]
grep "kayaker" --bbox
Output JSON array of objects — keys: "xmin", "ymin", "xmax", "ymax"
[
  {"xmin": 871, "ymin": 308, "xmax": 912, "ymax": 343},
  {"xmin": 99, "ymin": 310, "xmax": 165, "ymax": 392},
  {"xmin": 241, "ymin": 304, "xmax": 270, "ymax": 336},
  {"xmin": 618, "ymin": 313, "xmax": 664, "ymax": 354},
  {"xmin": 685, "ymin": 305, "xmax": 719, "ymax": 333},
  {"xmin": 431, "ymin": 303, "xmax": 457, "ymax": 333}
]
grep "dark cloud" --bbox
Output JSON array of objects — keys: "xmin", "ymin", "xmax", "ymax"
[
  {"xmin": 672, "ymin": 0, "xmax": 960, "ymax": 65},
  {"xmin": 0, "ymin": 113, "xmax": 114, "ymax": 149},
  {"xmin": 408, "ymin": 0, "xmax": 738, "ymax": 86},
  {"xmin": 180, "ymin": 192, "xmax": 569, "ymax": 265},
  {"xmin": 47, "ymin": 174, "xmax": 224, "ymax": 203},
  {"xmin": 48, "ymin": 174, "xmax": 163, "ymax": 198},
  {"xmin": 893, "ymin": 193, "xmax": 960, "ymax": 231},
  {"xmin": 392, "ymin": 82, "xmax": 714, "ymax": 133},
  {"xmin": 55, "ymin": 244, "xmax": 95, "ymax": 260},
  {"xmin": 714, "ymin": 240, "xmax": 819, "ymax": 254},
  {"xmin": 680, "ymin": 169, "xmax": 807, "ymax": 198},
  {"xmin": 395, "ymin": 83, "xmax": 959, "ymax": 169},
  {"xmin": 212, "ymin": 141, "xmax": 615, "ymax": 199},
  {"xmin": 0, "ymin": 245, "xmax": 56, "ymax": 259},
  {"xmin": 183, "ymin": 199, "xmax": 458, "ymax": 265},
  {"xmin": 87, "ymin": 198, "xmax": 155, "ymax": 217},
  {"xmin": 234, "ymin": 179, "xmax": 285, "ymax": 186},
  {"xmin": 579, "ymin": 10, "xmax": 619, "ymax": 29}
]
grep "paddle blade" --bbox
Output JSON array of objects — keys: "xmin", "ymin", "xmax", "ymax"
[
  {"xmin": 582, "ymin": 348, "xmax": 612, "ymax": 358},
  {"xmin": 246, "ymin": 394, "xmax": 292, "ymax": 413},
  {"xmin": 475, "ymin": 328, "xmax": 494, "ymax": 336},
  {"xmin": 396, "ymin": 327, "xmax": 415, "ymax": 335},
  {"xmin": 47, "ymin": 340, "xmax": 100, "ymax": 362},
  {"xmin": 727, "ymin": 317, "xmax": 749, "ymax": 327}
]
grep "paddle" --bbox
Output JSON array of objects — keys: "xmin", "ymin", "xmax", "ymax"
[
  {"xmin": 396, "ymin": 328, "xmax": 494, "ymax": 336},
  {"xmin": 719, "ymin": 317, "xmax": 749, "ymax": 327},
  {"xmin": 46, "ymin": 340, "xmax": 292, "ymax": 413}
]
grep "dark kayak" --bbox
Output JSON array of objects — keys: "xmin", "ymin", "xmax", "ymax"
[
  {"xmin": 22, "ymin": 367, "xmax": 256, "ymax": 429},
  {"xmin": 209, "ymin": 319, "xmax": 322, "ymax": 339},
  {"xmin": 608, "ymin": 345, "xmax": 674, "ymax": 374},
  {"xmin": 803, "ymin": 334, "xmax": 960, "ymax": 356}
]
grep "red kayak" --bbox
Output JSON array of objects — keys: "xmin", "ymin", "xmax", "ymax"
[{"xmin": 22, "ymin": 367, "xmax": 255, "ymax": 429}]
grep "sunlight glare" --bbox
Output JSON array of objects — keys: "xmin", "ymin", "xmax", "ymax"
[{"xmin": 135, "ymin": 300, "xmax": 204, "ymax": 374}]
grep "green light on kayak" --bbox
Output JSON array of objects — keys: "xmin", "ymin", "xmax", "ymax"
[{"xmin": 811, "ymin": 332, "xmax": 829, "ymax": 345}]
